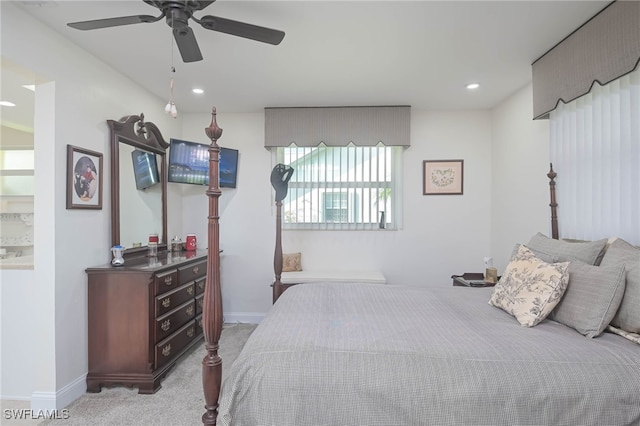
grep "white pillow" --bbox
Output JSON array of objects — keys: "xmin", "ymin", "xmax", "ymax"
[{"xmin": 489, "ymin": 245, "xmax": 570, "ymax": 327}]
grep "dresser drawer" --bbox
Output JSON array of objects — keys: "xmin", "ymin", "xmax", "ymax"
[
  {"xmin": 155, "ymin": 282, "xmax": 196, "ymax": 317},
  {"xmin": 195, "ymin": 276, "xmax": 206, "ymax": 295},
  {"xmin": 196, "ymin": 293, "xmax": 204, "ymax": 315},
  {"xmin": 153, "ymin": 269, "xmax": 179, "ymax": 296},
  {"xmin": 154, "ymin": 300, "xmax": 196, "ymax": 342},
  {"xmin": 178, "ymin": 260, "xmax": 206, "ymax": 284},
  {"xmin": 155, "ymin": 320, "xmax": 198, "ymax": 369}
]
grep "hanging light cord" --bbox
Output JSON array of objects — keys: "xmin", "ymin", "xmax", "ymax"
[{"xmin": 165, "ymin": 15, "xmax": 178, "ymax": 118}]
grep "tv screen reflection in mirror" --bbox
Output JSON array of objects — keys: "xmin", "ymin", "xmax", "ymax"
[{"xmin": 131, "ymin": 149, "xmax": 160, "ymax": 190}]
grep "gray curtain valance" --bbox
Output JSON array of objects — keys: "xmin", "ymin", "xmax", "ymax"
[
  {"xmin": 264, "ymin": 106, "xmax": 411, "ymax": 147},
  {"xmin": 532, "ymin": 1, "xmax": 640, "ymax": 120}
]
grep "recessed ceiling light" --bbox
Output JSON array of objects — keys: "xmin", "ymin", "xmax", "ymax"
[
  {"xmin": 466, "ymin": 83, "xmax": 480, "ymax": 90},
  {"xmin": 22, "ymin": 84, "xmax": 36, "ymax": 91},
  {"xmin": 0, "ymin": 101, "xmax": 16, "ymax": 107},
  {"xmin": 192, "ymin": 88, "xmax": 204, "ymax": 94}
]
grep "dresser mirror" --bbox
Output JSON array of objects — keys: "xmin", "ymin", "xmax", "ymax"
[{"xmin": 108, "ymin": 114, "xmax": 168, "ymax": 257}]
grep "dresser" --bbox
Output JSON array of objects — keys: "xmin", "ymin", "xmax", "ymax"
[{"xmin": 85, "ymin": 250, "xmax": 207, "ymax": 394}]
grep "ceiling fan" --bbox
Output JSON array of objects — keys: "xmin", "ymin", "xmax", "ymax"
[{"xmin": 67, "ymin": 0, "xmax": 285, "ymax": 63}]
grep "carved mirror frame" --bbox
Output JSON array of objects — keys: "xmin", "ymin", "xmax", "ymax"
[{"xmin": 108, "ymin": 113, "xmax": 169, "ymax": 257}]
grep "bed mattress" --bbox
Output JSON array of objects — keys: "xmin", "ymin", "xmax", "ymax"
[{"xmin": 218, "ymin": 282, "xmax": 640, "ymax": 426}]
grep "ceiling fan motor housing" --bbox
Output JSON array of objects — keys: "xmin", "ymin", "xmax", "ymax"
[{"xmin": 163, "ymin": 2, "xmax": 193, "ymax": 31}]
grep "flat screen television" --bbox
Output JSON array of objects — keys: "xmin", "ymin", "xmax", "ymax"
[
  {"xmin": 131, "ymin": 149, "xmax": 160, "ymax": 190},
  {"xmin": 168, "ymin": 138, "xmax": 239, "ymax": 188}
]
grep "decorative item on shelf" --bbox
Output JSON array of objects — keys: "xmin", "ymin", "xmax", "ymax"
[
  {"xmin": 148, "ymin": 234, "xmax": 159, "ymax": 257},
  {"xmin": 379, "ymin": 211, "xmax": 386, "ymax": 229},
  {"xmin": 485, "ymin": 267, "xmax": 498, "ymax": 284},
  {"xmin": 111, "ymin": 245, "xmax": 125, "ymax": 266},
  {"xmin": 185, "ymin": 234, "xmax": 197, "ymax": 251},
  {"xmin": 171, "ymin": 236, "xmax": 183, "ymax": 252}
]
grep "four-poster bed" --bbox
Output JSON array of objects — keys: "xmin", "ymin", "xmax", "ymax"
[
  {"xmin": 201, "ymin": 108, "xmax": 224, "ymax": 425},
  {"xmin": 202, "ymin": 143, "xmax": 639, "ymax": 424}
]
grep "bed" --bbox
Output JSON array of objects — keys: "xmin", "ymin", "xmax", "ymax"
[
  {"xmin": 203, "ymin": 162, "xmax": 640, "ymax": 426},
  {"xmin": 218, "ymin": 282, "xmax": 639, "ymax": 425}
]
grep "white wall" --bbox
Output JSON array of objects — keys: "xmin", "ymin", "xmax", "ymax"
[
  {"xmin": 490, "ymin": 83, "xmax": 551, "ymax": 273},
  {"xmin": 1, "ymin": 3, "xmax": 182, "ymax": 408}
]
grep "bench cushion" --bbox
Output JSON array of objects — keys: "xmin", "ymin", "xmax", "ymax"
[{"xmin": 280, "ymin": 270, "xmax": 386, "ymax": 285}]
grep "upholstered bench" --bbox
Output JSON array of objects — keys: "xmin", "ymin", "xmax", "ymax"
[
  {"xmin": 273, "ymin": 270, "xmax": 387, "ymax": 303},
  {"xmin": 280, "ymin": 270, "xmax": 386, "ymax": 285}
]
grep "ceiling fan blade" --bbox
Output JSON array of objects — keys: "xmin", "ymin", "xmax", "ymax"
[
  {"xmin": 198, "ymin": 15, "xmax": 285, "ymax": 45},
  {"xmin": 173, "ymin": 26, "xmax": 203, "ymax": 63},
  {"xmin": 68, "ymin": 14, "xmax": 163, "ymax": 31}
]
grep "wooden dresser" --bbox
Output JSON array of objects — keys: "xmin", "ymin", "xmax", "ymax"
[{"xmin": 85, "ymin": 250, "xmax": 207, "ymax": 394}]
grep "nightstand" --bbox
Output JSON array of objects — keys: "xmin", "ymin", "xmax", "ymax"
[{"xmin": 451, "ymin": 273, "xmax": 496, "ymax": 288}]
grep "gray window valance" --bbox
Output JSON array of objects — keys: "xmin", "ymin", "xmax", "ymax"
[
  {"xmin": 532, "ymin": 1, "xmax": 640, "ymax": 120},
  {"xmin": 264, "ymin": 106, "xmax": 411, "ymax": 147}
]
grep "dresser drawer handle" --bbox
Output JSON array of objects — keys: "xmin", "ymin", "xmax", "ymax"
[
  {"xmin": 197, "ymin": 299, "xmax": 203, "ymax": 309},
  {"xmin": 162, "ymin": 298, "xmax": 171, "ymax": 308},
  {"xmin": 162, "ymin": 344, "xmax": 171, "ymax": 357},
  {"xmin": 192, "ymin": 266, "xmax": 199, "ymax": 274},
  {"xmin": 187, "ymin": 287, "xmax": 194, "ymax": 296},
  {"xmin": 187, "ymin": 327, "xmax": 195, "ymax": 338},
  {"xmin": 186, "ymin": 306, "xmax": 194, "ymax": 316},
  {"xmin": 198, "ymin": 281, "xmax": 205, "ymax": 290},
  {"xmin": 164, "ymin": 276, "xmax": 173, "ymax": 286},
  {"xmin": 198, "ymin": 317, "xmax": 203, "ymax": 327},
  {"xmin": 161, "ymin": 319, "xmax": 171, "ymax": 332}
]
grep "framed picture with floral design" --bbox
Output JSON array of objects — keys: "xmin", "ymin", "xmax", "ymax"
[{"xmin": 423, "ymin": 159, "xmax": 463, "ymax": 195}]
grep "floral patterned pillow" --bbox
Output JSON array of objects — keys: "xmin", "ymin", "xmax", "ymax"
[
  {"xmin": 282, "ymin": 252, "xmax": 302, "ymax": 272},
  {"xmin": 489, "ymin": 244, "xmax": 570, "ymax": 327}
]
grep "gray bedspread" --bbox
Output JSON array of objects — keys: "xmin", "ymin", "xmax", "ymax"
[{"xmin": 218, "ymin": 282, "xmax": 640, "ymax": 426}]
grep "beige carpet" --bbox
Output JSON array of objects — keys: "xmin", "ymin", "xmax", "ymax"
[{"xmin": 41, "ymin": 323, "xmax": 256, "ymax": 426}]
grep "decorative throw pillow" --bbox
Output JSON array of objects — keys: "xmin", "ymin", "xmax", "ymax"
[
  {"xmin": 282, "ymin": 252, "xmax": 302, "ymax": 272},
  {"xmin": 489, "ymin": 245, "xmax": 570, "ymax": 327},
  {"xmin": 549, "ymin": 261, "xmax": 626, "ymax": 338},
  {"xmin": 526, "ymin": 232, "xmax": 608, "ymax": 265},
  {"xmin": 599, "ymin": 238, "xmax": 640, "ymax": 333}
]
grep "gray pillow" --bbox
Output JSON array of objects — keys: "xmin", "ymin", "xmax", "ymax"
[
  {"xmin": 526, "ymin": 233, "xmax": 608, "ymax": 265},
  {"xmin": 510, "ymin": 243, "xmax": 558, "ymax": 263},
  {"xmin": 550, "ymin": 261, "xmax": 626, "ymax": 338},
  {"xmin": 599, "ymin": 238, "xmax": 640, "ymax": 333}
]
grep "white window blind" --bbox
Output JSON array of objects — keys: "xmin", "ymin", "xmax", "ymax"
[
  {"xmin": 274, "ymin": 144, "xmax": 402, "ymax": 230},
  {"xmin": 550, "ymin": 66, "xmax": 640, "ymax": 244}
]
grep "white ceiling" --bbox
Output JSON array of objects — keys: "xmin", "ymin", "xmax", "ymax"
[{"xmin": 4, "ymin": 0, "xmax": 609, "ymax": 129}]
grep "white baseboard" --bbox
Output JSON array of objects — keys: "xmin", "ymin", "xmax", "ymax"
[
  {"xmin": 223, "ymin": 312, "xmax": 265, "ymax": 324},
  {"xmin": 31, "ymin": 374, "xmax": 86, "ymax": 411}
]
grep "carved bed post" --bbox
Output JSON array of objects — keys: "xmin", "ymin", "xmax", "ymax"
[
  {"xmin": 272, "ymin": 199, "xmax": 284, "ymax": 303},
  {"xmin": 547, "ymin": 163, "xmax": 559, "ymax": 239},
  {"xmin": 202, "ymin": 108, "xmax": 223, "ymax": 425}
]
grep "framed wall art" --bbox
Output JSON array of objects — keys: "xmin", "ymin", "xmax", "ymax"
[
  {"xmin": 423, "ymin": 159, "xmax": 464, "ymax": 195},
  {"xmin": 67, "ymin": 145, "xmax": 103, "ymax": 209}
]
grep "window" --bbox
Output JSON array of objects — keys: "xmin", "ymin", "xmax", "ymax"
[
  {"xmin": 0, "ymin": 149, "xmax": 34, "ymax": 196},
  {"xmin": 275, "ymin": 144, "xmax": 402, "ymax": 230}
]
